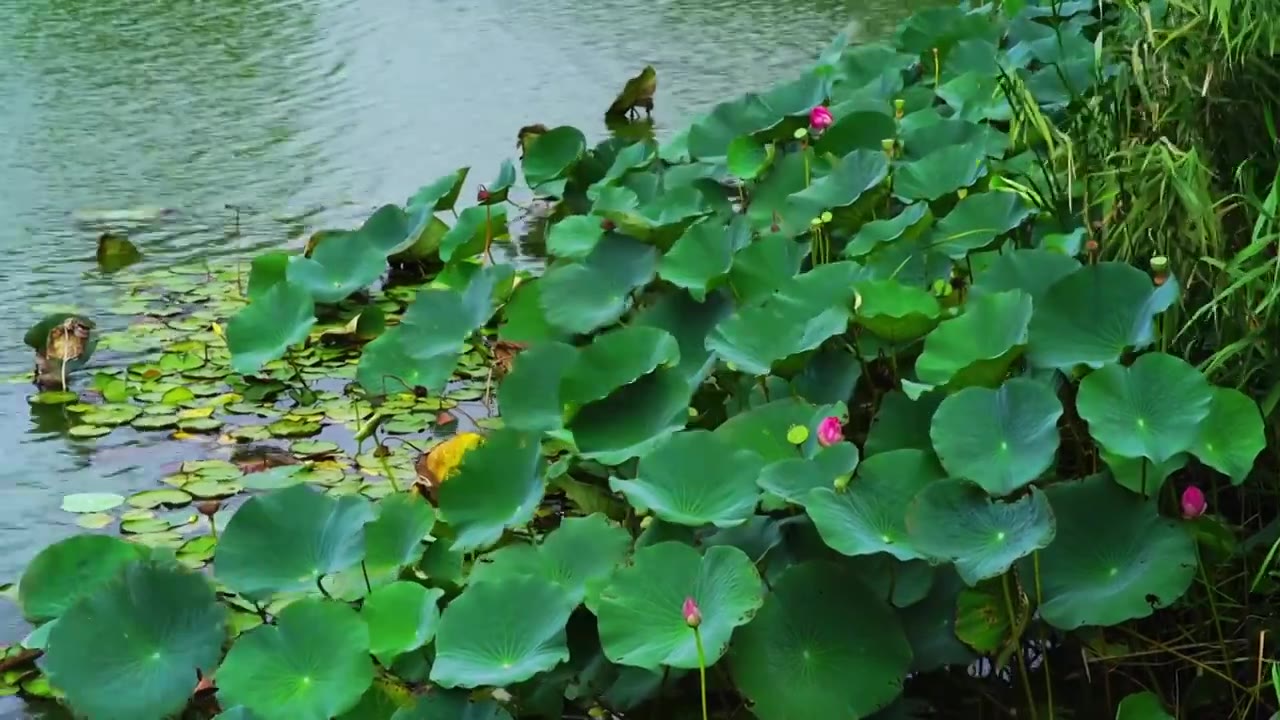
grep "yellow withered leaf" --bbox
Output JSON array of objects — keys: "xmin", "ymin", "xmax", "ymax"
[{"xmin": 416, "ymin": 432, "xmax": 484, "ymax": 502}]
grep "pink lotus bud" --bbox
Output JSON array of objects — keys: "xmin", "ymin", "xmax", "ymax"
[
  {"xmin": 1180, "ymin": 486, "xmax": 1206, "ymax": 519},
  {"xmin": 477, "ymin": 185, "xmax": 491, "ymax": 202},
  {"xmin": 682, "ymin": 596, "xmax": 701, "ymax": 628},
  {"xmin": 809, "ymin": 106, "xmax": 834, "ymax": 132},
  {"xmin": 817, "ymin": 416, "xmax": 843, "ymax": 447}
]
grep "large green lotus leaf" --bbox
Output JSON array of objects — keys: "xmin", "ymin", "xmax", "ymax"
[
  {"xmin": 815, "ymin": 110, "xmax": 898, "ymax": 156},
  {"xmin": 1115, "ymin": 691, "xmax": 1174, "ymax": 720},
  {"xmin": 633, "ymin": 186, "xmax": 713, "ymax": 234},
  {"xmin": 612, "ymin": 430, "xmax": 765, "ymax": 527},
  {"xmin": 715, "ymin": 397, "xmax": 840, "ymax": 463},
  {"xmin": 1192, "ymin": 386, "xmax": 1265, "ymax": 484},
  {"xmin": 659, "ymin": 217, "xmax": 745, "ymax": 301},
  {"xmin": 539, "ymin": 235, "xmax": 660, "ymax": 334},
  {"xmin": 930, "ymin": 191, "xmax": 1033, "ymax": 258},
  {"xmin": 595, "ymin": 543, "xmax": 762, "ymax": 670},
  {"xmin": 726, "ymin": 135, "xmax": 775, "ymax": 180},
  {"xmin": 845, "ymin": 203, "xmax": 933, "ymax": 258},
  {"xmin": 218, "ymin": 599, "xmax": 373, "ymax": 720},
  {"xmin": 569, "ymin": 368, "xmax": 691, "ymax": 465},
  {"xmin": 246, "ymin": 251, "xmax": 290, "ymax": 301},
  {"xmin": 833, "ymin": 42, "xmax": 915, "ymax": 86},
  {"xmin": 214, "ymin": 484, "xmax": 375, "ymax": 599},
  {"xmin": 793, "ymin": 344, "xmax": 862, "ymax": 406},
  {"xmin": 970, "ymin": 248, "xmax": 1079, "ymax": 301},
  {"xmin": 431, "ymin": 576, "xmax": 575, "ymax": 688},
  {"xmin": 499, "ymin": 280, "xmax": 569, "ymax": 344},
  {"xmin": 469, "ymin": 514, "xmax": 631, "ymax": 604},
  {"xmin": 562, "ymin": 326, "xmax": 680, "ymax": 408},
  {"xmin": 937, "ymin": 72, "xmax": 1012, "ymax": 122},
  {"xmin": 840, "ymin": 553, "xmax": 936, "ymax": 608},
  {"xmin": 929, "ymin": 379, "xmax": 1062, "ymax": 496},
  {"xmin": 41, "ymin": 560, "xmax": 226, "ymax": 720},
  {"xmin": 898, "ymin": 566, "xmax": 975, "ymax": 672},
  {"xmin": 522, "ymin": 126, "xmax": 587, "ymax": 188},
  {"xmin": 408, "ymin": 168, "xmax": 469, "ymax": 213},
  {"xmin": 547, "ymin": 216, "xmax": 605, "ymax": 259},
  {"xmin": 362, "ymin": 581, "xmax": 444, "ymax": 665},
  {"xmin": 901, "ymin": 117, "xmax": 1008, "ymax": 160},
  {"xmin": 227, "ymin": 281, "xmax": 317, "ymax": 375},
  {"xmin": 286, "ymin": 233, "xmax": 388, "ymax": 304},
  {"xmin": 916, "ymin": 290, "xmax": 1033, "ymax": 389},
  {"xmin": 855, "ymin": 278, "xmax": 942, "ymax": 343},
  {"xmin": 730, "ymin": 561, "xmax": 910, "ymax": 719},
  {"xmin": 758, "ymin": 442, "xmax": 860, "ymax": 505},
  {"xmin": 1028, "ymin": 473, "xmax": 1196, "ymax": 629},
  {"xmin": 709, "ymin": 261, "xmax": 867, "ymax": 375},
  {"xmin": 439, "ymin": 205, "xmax": 507, "ymax": 262},
  {"xmin": 635, "ymin": 289, "xmax": 734, "ymax": 388},
  {"xmin": 356, "ymin": 330, "xmax": 457, "ymax": 397},
  {"xmin": 688, "ymin": 71, "xmax": 829, "ymax": 159},
  {"xmin": 788, "ymin": 149, "xmax": 890, "ymax": 218},
  {"xmin": 745, "ymin": 152, "xmax": 812, "ymax": 235},
  {"xmin": 327, "ymin": 491, "xmax": 437, "ymax": 598},
  {"xmin": 864, "ymin": 390, "xmax": 944, "ymax": 456},
  {"xmin": 1026, "ymin": 262, "xmax": 1179, "ymax": 370},
  {"xmin": 907, "ymin": 479, "xmax": 1056, "ymax": 585},
  {"xmin": 438, "ymin": 428, "xmax": 543, "ymax": 553},
  {"xmin": 596, "ymin": 140, "xmax": 658, "ymax": 189},
  {"xmin": 892, "ymin": 143, "xmax": 988, "ymax": 202},
  {"xmin": 727, "ymin": 232, "xmax": 807, "ymax": 304},
  {"xmin": 391, "ymin": 693, "xmax": 513, "ymax": 720},
  {"xmin": 498, "ymin": 341, "xmax": 577, "ymax": 433},
  {"xmin": 803, "ymin": 448, "xmax": 945, "ymax": 561},
  {"xmin": 19, "ymin": 535, "xmax": 148, "ymax": 622},
  {"xmin": 1076, "ymin": 352, "xmax": 1212, "ymax": 465}
]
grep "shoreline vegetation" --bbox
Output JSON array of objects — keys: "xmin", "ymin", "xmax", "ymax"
[{"xmin": 5, "ymin": 0, "xmax": 1280, "ymax": 718}]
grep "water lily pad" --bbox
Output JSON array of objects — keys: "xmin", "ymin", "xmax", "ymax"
[
  {"xmin": 469, "ymin": 514, "xmax": 630, "ymax": 605},
  {"xmin": 1027, "ymin": 473, "xmax": 1196, "ymax": 629},
  {"xmin": 81, "ymin": 405, "xmax": 142, "ymax": 426},
  {"xmin": 1192, "ymin": 386, "xmax": 1265, "ymax": 484},
  {"xmin": 611, "ymin": 430, "xmax": 764, "ymax": 527},
  {"xmin": 595, "ymin": 543, "xmax": 762, "ymax": 669},
  {"xmin": 61, "ymin": 492, "xmax": 125, "ymax": 514},
  {"xmin": 292, "ymin": 440, "xmax": 340, "ymax": 458},
  {"xmin": 179, "ymin": 417, "xmax": 223, "ymax": 433},
  {"xmin": 76, "ymin": 512, "xmax": 114, "ymax": 529},
  {"xmin": 29, "ymin": 391, "xmax": 79, "ymax": 405},
  {"xmin": 19, "ymin": 535, "xmax": 148, "ymax": 622},
  {"xmin": 217, "ymin": 598, "xmax": 373, "ymax": 720},
  {"xmin": 41, "ymin": 560, "xmax": 226, "ymax": 720},
  {"xmin": 268, "ymin": 419, "xmax": 322, "ymax": 438},
  {"xmin": 438, "ymin": 429, "xmax": 544, "ymax": 553},
  {"xmin": 929, "ymin": 378, "xmax": 1062, "ymax": 496},
  {"xmin": 362, "ymin": 581, "xmax": 444, "ymax": 665},
  {"xmin": 128, "ymin": 488, "xmax": 193, "ymax": 509},
  {"xmin": 430, "ymin": 576, "xmax": 575, "ymax": 688},
  {"xmin": 68, "ymin": 424, "xmax": 112, "ymax": 438},
  {"xmin": 183, "ymin": 479, "xmax": 241, "ymax": 499},
  {"xmin": 907, "ymin": 479, "xmax": 1056, "ymax": 585},
  {"xmin": 132, "ymin": 414, "xmax": 179, "ymax": 430},
  {"xmin": 214, "ymin": 485, "xmax": 374, "ymax": 599},
  {"xmin": 730, "ymin": 562, "xmax": 911, "ymax": 719}
]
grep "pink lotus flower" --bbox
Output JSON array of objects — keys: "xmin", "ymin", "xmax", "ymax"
[
  {"xmin": 1181, "ymin": 486, "xmax": 1206, "ymax": 519},
  {"xmin": 682, "ymin": 596, "xmax": 701, "ymax": 628},
  {"xmin": 809, "ymin": 105, "xmax": 834, "ymax": 132},
  {"xmin": 817, "ymin": 416, "xmax": 843, "ymax": 447}
]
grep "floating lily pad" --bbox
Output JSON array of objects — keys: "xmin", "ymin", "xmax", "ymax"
[
  {"xmin": 128, "ymin": 489, "xmax": 193, "ymax": 509},
  {"xmin": 179, "ymin": 417, "xmax": 223, "ymax": 433},
  {"xmin": 132, "ymin": 414, "xmax": 179, "ymax": 430},
  {"xmin": 292, "ymin": 440, "xmax": 340, "ymax": 458},
  {"xmin": 76, "ymin": 512, "xmax": 114, "ymax": 529},
  {"xmin": 61, "ymin": 493, "xmax": 125, "ymax": 514},
  {"xmin": 68, "ymin": 424, "xmax": 112, "ymax": 438},
  {"xmin": 267, "ymin": 419, "xmax": 322, "ymax": 438},
  {"xmin": 81, "ymin": 405, "xmax": 142, "ymax": 426},
  {"xmin": 611, "ymin": 430, "xmax": 764, "ymax": 527}
]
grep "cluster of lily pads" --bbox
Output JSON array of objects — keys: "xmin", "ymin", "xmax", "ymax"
[{"xmin": 4, "ymin": 2, "xmax": 1270, "ymax": 719}]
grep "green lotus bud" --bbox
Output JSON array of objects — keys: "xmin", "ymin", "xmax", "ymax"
[
  {"xmin": 894, "ymin": 98, "xmax": 905, "ymax": 119},
  {"xmin": 820, "ymin": 211, "xmax": 833, "ymax": 224},
  {"xmin": 881, "ymin": 138, "xmax": 895, "ymax": 156},
  {"xmin": 1150, "ymin": 256, "xmax": 1168, "ymax": 273}
]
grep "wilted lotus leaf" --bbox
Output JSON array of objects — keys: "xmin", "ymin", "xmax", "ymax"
[{"xmin": 417, "ymin": 432, "xmax": 484, "ymax": 500}]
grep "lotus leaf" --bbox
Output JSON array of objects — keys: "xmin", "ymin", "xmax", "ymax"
[
  {"xmin": 469, "ymin": 514, "xmax": 630, "ymax": 604},
  {"xmin": 1115, "ymin": 691, "xmax": 1174, "ymax": 720},
  {"xmin": 569, "ymin": 368, "xmax": 691, "ymax": 464},
  {"xmin": 612, "ymin": 430, "xmax": 764, "ymax": 527},
  {"xmin": 538, "ymin": 235, "xmax": 659, "ymax": 334},
  {"xmin": 1192, "ymin": 386, "xmax": 1266, "ymax": 484},
  {"xmin": 391, "ymin": 693, "xmax": 513, "ymax": 720},
  {"xmin": 227, "ymin": 281, "xmax": 317, "ymax": 375},
  {"xmin": 437, "ymin": 428, "xmax": 543, "ymax": 552},
  {"xmin": 899, "ymin": 566, "xmax": 975, "ymax": 672},
  {"xmin": 408, "ymin": 167, "xmax": 469, "ymax": 213},
  {"xmin": 916, "ymin": 289, "xmax": 1032, "ymax": 389},
  {"xmin": 546, "ymin": 216, "xmax": 604, "ymax": 259},
  {"xmin": 522, "ymin": 126, "xmax": 586, "ymax": 189},
  {"xmin": 439, "ymin": 205, "xmax": 507, "ymax": 262},
  {"xmin": 845, "ymin": 202, "xmax": 933, "ymax": 258},
  {"xmin": 362, "ymin": 581, "xmax": 444, "ymax": 665},
  {"xmin": 19, "ymin": 535, "xmax": 148, "ymax": 622},
  {"xmin": 563, "ymin": 326, "xmax": 679, "ymax": 409},
  {"xmin": 788, "ymin": 149, "xmax": 890, "ymax": 218},
  {"xmin": 658, "ymin": 217, "xmax": 746, "ymax": 301},
  {"xmin": 892, "ymin": 143, "xmax": 988, "ymax": 201},
  {"xmin": 715, "ymin": 397, "xmax": 842, "ymax": 463},
  {"xmin": 286, "ymin": 233, "xmax": 389, "ymax": 304},
  {"xmin": 480, "ymin": 160, "xmax": 517, "ymax": 205},
  {"xmin": 758, "ymin": 441, "xmax": 860, "ymax": 505},
  {"xmin": 855, "ymin": 278, "xmax": 942, "ymax": 343},
  {"xmin": 726, "ymin": 135, "xmax": 774, "ymax": 180},
  {"xmin": 930, "ymin": 191, "xmax": 1033, "ymax": 258}
]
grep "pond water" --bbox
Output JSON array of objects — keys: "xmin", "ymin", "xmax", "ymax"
[{"xmin": 0, "ymin": 0, "xmax": 930, "ymax": 707}]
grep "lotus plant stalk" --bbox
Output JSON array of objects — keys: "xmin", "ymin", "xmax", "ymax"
[{"xmin": 683, "ymin": 597, "xmax": 708, "ymax": 720}]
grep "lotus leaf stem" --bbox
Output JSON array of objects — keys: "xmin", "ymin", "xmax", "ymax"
[
  {"xmin": 1002, "ymin": 571, "xmax": 1038, "ymax": 720},
  {"xmin": 693, "ymin": 626, "xmax": 709, "ymax": 720}
]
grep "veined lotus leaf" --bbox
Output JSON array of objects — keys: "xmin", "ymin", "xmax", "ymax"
[
  {"xmin": 907, "ymin": 479, "xmax": 1056, "ymax": 585},
  {"xmin": 895, "ymin": 5, "xmax": 1000, "ymax": 55},
  {"xmin": 227, "ymin": 281, "xmax": 316, "ymax": 375},
  {"xmin": 19, "ymin": 535, "xmax": 148, "ymax": 622},
  {"xmin": 539, "ymin": 235, "xmax": 660, "ymax": 334},
  {"xmin": 855, "ymin": 278, "xmax": 941, "ymax": 343},
  {"xmin": 391, "ymin": 693, "xmax": 513, "ymax": 720},
  {"xmin": 217, "ymin": 598, "xmax": 373, "ymax": 720},
  {"xmin": 354, "ymin": 204, "xmax": 418, "ymax": 256},
  {"xmin": 1191, "ymin": 386, "xmax": 1265, "ymax": 485},
  {"xmin": 612, "ymin": 430, "xmax": 765, "ymax": 527},
  {"xmin": 901, "ymin": 117, "xmax": 1008, "ymax": 160},
  {"xmin": 892, "ymin": 143, "xmax": 988, "ymax": 202},
  {"xmin": 569, "ymin": 368, "xmax": 691, "ymax": 465},
  {"xmin": 61, "ymin": 492, "xmax": 124, "ymax": 513},
  {"xmin": 688, "ymin": 70, "xmax": 829, "ymax": 159},
  {"xmin": 930, "ymin": 379, "xmax": 1062, "ymax": 496},
  {"xmin": 498, "ymin": 342, "xmax": 577, "ymax": 433},
  {"xmin": 479, "ymin": 159, "xmax": 517, "ymax": 205},
  {"xmin": 803, "ymin": 448, "xmax": 945, "ymax": 561},
  {"xmin": 438, "ymin": 429, "xmax": 543, "ymax": 553},
  {"xmin": 214, "ymin": 485, "xmax": 374, "ymax": 599},
  {"xmin": 845, "ymin": 202, "xmax": 933, "ymax": 258},
  {"xmin": 469, "ymin": 514, "xmax": 631, "ymax": 605},
  {"xmin": 970, "ymin": 248, "xmax": 1080, "ymax": 301},
  {"xmin": 1115, "ymin": 691, "xmax": 1174, "ymax": 720},
  {"xmin": 709, "ymin": 261, "xmax": 868, "ymax": 375},
  {"xmin": 407, "ymin": 167, "xmax": 469, "ymax": 214},
  {"xmin": 727, "ymin": 232, "xmax": 807, "ymax": 304},
  {"xmin": 41, "ymin": 560, "xmax": 226, "ymax": 720},
  {"xmin": 1027, "ymin": 473, "xmax": 1196, "ymax": 629},
  {"xmin": 788, "ymin": 149, "xmax": 890, "ymax": 219},
  {"xmin": 659, "ymin": 216, "xmax": 749, "ymax": 301},
  {"xmin": 499, "ymin": 280, "xmax": 569, "ymax": 345},
  {"xmin": 726, "ymin": 135, "xmax": 775, "ymax": 180},
  {"xmin": 562, "ymin": 326, "xmax": 679, "ymax": 409},
  {"xmin": 362, "ymin": 581, "xmax": 444, "ymax": 665},
  {"xmin": 635, "ymin": 289, "xmax": 733, "ymax": 388},
  {"xmin": 595, "ymin": 543, "xmax": 763, "ymax": 670},
  {"xmin": 815, "ymin": 110, "xmax": 898, "ymax": 157},
  {"xmin": 246, "ymin": 252, "xmax": 290, "ymax": 301},
  {"xmin": 605, "ymin": 185, "xmax": 711, "ymax": 239},
  {"xmin": 522, "ymin": 125, "xmax": 587, "ymax": 188},
  {"xmin": 1076, "ymin": 352, "xmax": 1212, "ymax": 466},
  {"xmin": 729, "ymin": 562, "xmax": 911, "ymax": 720},
  {"xmin": 916, "ymin": 289, "xmax": 1033, "ymax": 389},
  {"xmin": 328, "ymin": 492, "xmax": 436, "ymax": 597},
  {"xmin": 286, "ymin": 233, "xmax": 389, "ymax": 305},
  {"xmin": 899, "ymin": 565, "xmax": 976, "ymax": 672},
  {"xmin": 430, "ymin": 576, "xmax": 575, "ymax": 688},
  {"xmin": 547, "ymin": 216, "xmax": 605, "ymax": 259},
  {"xmin": 758, "ymin": 441, "xmax": 860, "ymax": 505},
  {"xmin": 930, "ymin": 191, "xmax": 1033, "ymax": 258},
  {"xmin": 832, "ymin": 42, "xmax": 914, "ymax": 86},
  {"xmin": 1026, "ymin": 262, "xmax": 1179, "ymax": 370},
  {"xmin": 937, "ymin": 72, "xmax": 1012, "ymax": 122},
  {"xmin": 715, "ymin": 397, "xmax": 843, "ymax": 463},
  {"xmin": 745, "ymin": 152, "xmax": 811, "ymax": 235},
  {"xmin": 439, "ymin": 205, "xmax": 507, "ymax": 262}
]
